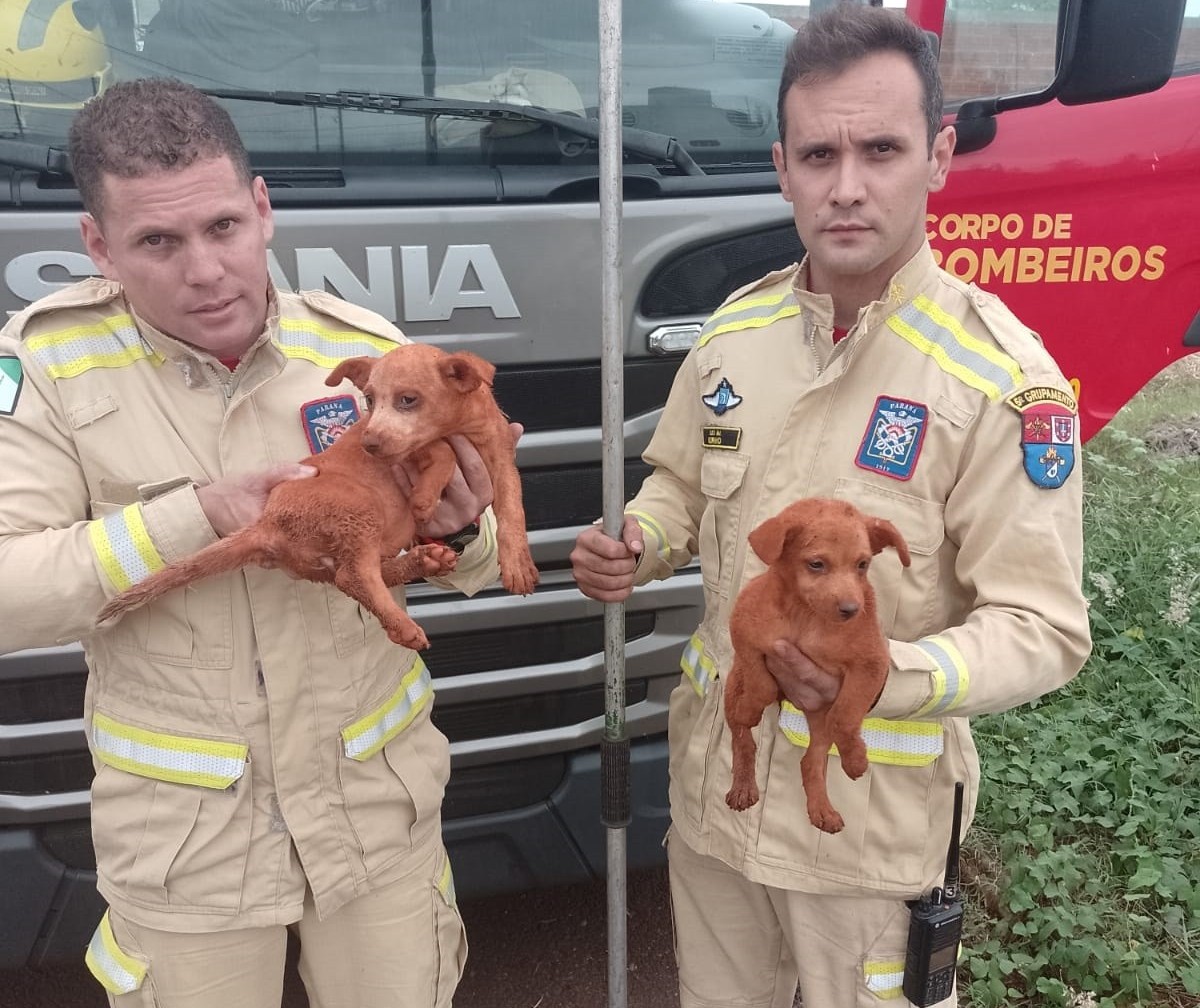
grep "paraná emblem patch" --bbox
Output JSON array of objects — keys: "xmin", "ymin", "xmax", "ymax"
[
  {"xmin": 0, "ymin": 357, "xmax": 23, "ymax": 416},
  {"xmin": 301, "ymin": 395, "xmax": 360, "ymax": 453},
  {"xmin": 1006, "ymin": 385, "xmax": 1077, "ymax": 489},
  {"xmin": 855, "ymin": 396, "xmax": 928, "ymax": 481}
]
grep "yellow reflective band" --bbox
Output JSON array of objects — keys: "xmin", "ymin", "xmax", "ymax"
[
  {"xmin": 914, "ymin": 295, "xmax": 1025, "ymax": 381},
  {"xmin": 26, "ymin": 314, "xmax": 162, "ymax": 380},
  {"xmin": 626, "ymin": 509, "xmax": 668, "ymax": 559},
  {"xmin": 85, "ymin": 912, "xmax": 147, "ymax": 996},
  {"xmin": 887, "ymin": 297, "xmax": 1024, "ymax": 401},
  {"xmin": 698, "ymin": 298, "xmax": 801, "ymax": 348},
  {"xmin": 276, "ymin": 318, "xmax": 397, "ymax": 368},
  {"xmin": 341, "ymin": 659, "xmax": 433, "ymax": 760},
  {"xmin": 864, "ymin": 960, "xmax": 906, "ymax": 999},
  {"xmin": 777, "ymin": 704, "xmax": 943, "ymax": 766},
  {"xmin": 88, "ymin": 505, "xmax": 166, "ymax": 592},
  {"xmin": 913, "ymin": 635, "xmax": 971, "ymax": 716},
  {"xmin": 92, "ymin": 713, "xmax": 248, "ymax": 789},
  {"xmin": 437, "ymin": 855, "xmax": 457, "ymax": 908},
  {"xmin": 679, "ymin": 634, "xmax": 716, "ymax": 697}
]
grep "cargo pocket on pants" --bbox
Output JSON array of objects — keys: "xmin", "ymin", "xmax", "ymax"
[
  {"xmin": 86, "ymin": 910, "xmax": 153, "ymax": 1004},
  {"xmin": 432, "ymin": 853, "xmax": 467, "ymax": 1008}
]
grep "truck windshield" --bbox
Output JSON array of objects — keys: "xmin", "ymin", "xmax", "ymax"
[{"xmin": 1, "ymin": 0, "xmax": 795, "ymax": 174}]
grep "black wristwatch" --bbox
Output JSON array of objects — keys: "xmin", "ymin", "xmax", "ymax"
[{"xmin": 442, "ymin": 521, "xmax": 481, "ymax": 555}]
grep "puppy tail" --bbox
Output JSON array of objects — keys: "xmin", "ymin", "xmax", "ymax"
[{"xmin": 95, "ymin": 528, "xmax": 280, "ymax": 625}]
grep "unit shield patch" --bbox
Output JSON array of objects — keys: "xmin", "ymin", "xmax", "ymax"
[
  {"xmin": 1007, "ymin": 386, "xmax": 1077, "ymax": 488},
  {"xmin": 301, "ymin": 395, "xmax": 360, "ymax": 453},
  {"xmin": 856, "ymin": 396, "xmax": 928, "ymax": 481},
  {"xmin": 0, "ymin": 357, "xmax": 23, "ymax": 416}
]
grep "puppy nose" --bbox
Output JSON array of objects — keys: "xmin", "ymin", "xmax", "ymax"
[
  {"xmin": 361, "ymin": 434, "xmax": 380, "ymax": 454},
  {"xmin": 838, "ymin": 601, "xmax": 860, "ymax": 619}
]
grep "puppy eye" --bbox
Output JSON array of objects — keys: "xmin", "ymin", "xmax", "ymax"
[
  {"xmin": 363, "ymin": 394, "xmax": 375, "ymax": 410},
  {"xmin": 395, "ymin": 394, "xmax": 419, "ymax": 410},
  {"xmin": 807, "ymin": 560, "xmax": 825, "ymax": 573},
  {"xmin": 858, "ymin": 559, "xmax": 870, "ymax": 571}
]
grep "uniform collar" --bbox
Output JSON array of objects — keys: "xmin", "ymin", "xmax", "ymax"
[{"xmin": 791, "ymin": 242, "xmax": 940, "ymax": 337}]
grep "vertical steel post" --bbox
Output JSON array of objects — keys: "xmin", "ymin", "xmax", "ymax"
[{"xmin": 598, "ymin": 0, "xmax": 629, "ymax": 1005}]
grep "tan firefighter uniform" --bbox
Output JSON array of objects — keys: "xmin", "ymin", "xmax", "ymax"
[
  {"xmin": 0, "ymin": 278, "xmax": 500, "ymax": 1004},
  {"xmin": 626, "ymin": 245, "xmax": 1091, "ymax": 1005}
]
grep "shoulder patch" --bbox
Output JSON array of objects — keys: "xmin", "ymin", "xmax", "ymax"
[
  {"xmin": 0, "ymin": 357, "xmax": 23, "ymax": 415},
  {"xmin": 1007, "ymin": 385, "xmax": 1077, "ymax": 488}
]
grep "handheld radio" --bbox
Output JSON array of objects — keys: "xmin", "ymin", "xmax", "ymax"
[{"xmin": 902, "ymin": 781, "xmax": 965, "ymax": 1006}]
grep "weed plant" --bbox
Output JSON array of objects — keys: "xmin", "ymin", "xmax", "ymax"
[{"xmin": 959, "ymin": 364, "xmax": 1200, "ymax": 1008}]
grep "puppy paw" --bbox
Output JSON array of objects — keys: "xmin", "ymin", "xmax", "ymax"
[
  {"xmin": 413, "ymin": 542, "xmax": 458, "ymax": 578},
  {"xmin": 808, "ymin": 805, "xmax": 845, "ymax": 834},
  {"xmin": 386, "ymin": 622, "xmax": 429, "ymax": 651},
  {"xmin": 725, "ymin": 783, "xmax": 760, "ymax": 811},
  {"xmin": 410, "ymin": 495, "xmax": 438, "ymax": 524},
  {"xmin": 502, "ymin": 556, "xmax": 540, "ymax": 596},
  {"xmin": 841, "ymin": 752, "xmax": 868, "ymax": 780}
]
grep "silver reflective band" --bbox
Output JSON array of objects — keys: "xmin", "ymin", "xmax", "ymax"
[
  {"xmin": 341, "ymin": 658, "xmax": 434, "ymax": 760},
  {"xmin": 777, "ymin": 703, "xmax": 943, "ymax": 767},
  {"xmin": 85, "ymin": 912, "xmax": 146, "ymax": 996}
]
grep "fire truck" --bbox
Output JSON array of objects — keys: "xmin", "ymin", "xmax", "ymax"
[{"xmin": 0, "ymin": 0, "xmax": 1195, "ymax": 966}]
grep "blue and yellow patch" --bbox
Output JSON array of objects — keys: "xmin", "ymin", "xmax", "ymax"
[
  {"xmin": 0, "ymin": 357, "xmax": 22, "ymax": 416},
  {"xmin": 1007, "ymin": 386, "xmax": 1077, "ymax": 488},
  {"xmin": 856, "ymin": 396, "xmax": 928, "ymax": 481},
  {"xmin": 301, "ymin": 395, "xmax": 360, "ymax": 453}
]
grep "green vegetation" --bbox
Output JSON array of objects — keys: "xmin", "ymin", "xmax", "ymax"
[{"xmin": 960, "ymin": 360, "xmax": 1200, "ymax": 1008}]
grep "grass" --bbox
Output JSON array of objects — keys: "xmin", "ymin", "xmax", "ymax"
[{"xmin": 958, "ymin": 357, "xmax": 1200, "ymax": 1008}]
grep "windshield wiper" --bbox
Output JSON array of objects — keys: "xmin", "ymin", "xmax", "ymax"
[
  {"xmin": 0, "ymin": 138, "xmax": 70, "ymax": 175},
  {"xmin": 203, "ymin": 87, "xmax": 705, "ymax": 177}
]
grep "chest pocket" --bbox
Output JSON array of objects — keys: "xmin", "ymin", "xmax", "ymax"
[
  {"xmin": 834, "ymin": 477, "xmax": 944, "ymax": 635},
  {"xmin": 699, "ymin": 451, "xmax": 750, "ymax": 597}
]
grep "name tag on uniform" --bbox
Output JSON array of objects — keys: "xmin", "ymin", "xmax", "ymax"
[{"xmin": 703, "ymin": 426, "xmax": 742, "ymax": 450}]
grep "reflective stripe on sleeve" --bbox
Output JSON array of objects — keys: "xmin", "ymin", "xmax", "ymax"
[
  {"xmin": 91, "ymin": 713, "xmax": 248, "ymax": 789},
  {"xmin": 88, "ymin": 505, "xmax": 166, "ymax": 592},
  {"xmin": 341, "ymin": 658, "xmax": 433, "ymax": 760},
  {"xmin": 26, "ymin": 314, "xmax": 161, "ymax": 379},
  {"xmin": 85, "ymin": 911, "xmax": 147, "ymax": 996},
  {"xmin": 679, "ymin": 634, "xmax": 716, "ymax": 697},
  {"xmin": 276, "ymin": 319, "xmax": 396, "ymax": 368},
  {"xmin": 887, "ymin": 296, "xmax": 1023, "ymax": 401},
  {"xmin": 912, "ymin": 635, "xmax": 970, "ymax": 716},
  {"xmin": 864, "ymin": 960, "xmax": 906, "ymax": 1000},
  {"xmin": 626, "ymin": 509, "xmax": 668, "ymax": 561},
  {"xmin": 697, "ymin": 290, "xmax": 801, "ymax": 348},
  {"xmin": 436, "ymin": 854, "xmax": 458, "ymax": 908},
  {"xmin": 777, "ymin": 703, "xmax": 943, "ymax": 766}
]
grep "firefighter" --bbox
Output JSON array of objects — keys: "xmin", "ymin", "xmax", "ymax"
[
  {"xmin": 0, "ymin": 78, "xmax": 497, "ymax": 1007},
  {"xmin": 571, "ymin": 6, "xmax": 1090, "ymax": 1007},
  {"xmin": 0, "ymin": 0, "xmax": 111, "ymax": 135}
]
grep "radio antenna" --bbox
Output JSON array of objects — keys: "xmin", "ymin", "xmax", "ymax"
[{"xmin": 942, "ymin": 782, "xmax": 964, "ymax": 902}]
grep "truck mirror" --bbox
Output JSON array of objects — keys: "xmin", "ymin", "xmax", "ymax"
[
  {"xmin": 1056, "ymin": 0, "xmax": 1185, "ymax": 105},
  {"xmin": 953, "ymin": 0, "xmax": 1185, "ymax": 151}
]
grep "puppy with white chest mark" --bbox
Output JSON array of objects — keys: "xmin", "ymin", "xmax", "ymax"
[{"xmin": 723, "ymin": 497, "xmax": 910, "ymax": 833}]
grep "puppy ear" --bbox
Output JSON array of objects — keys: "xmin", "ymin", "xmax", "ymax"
[
  {"xmin": 748, "ymin": 513, "xmax": 793, "ymax": 565},
  {"xmin": 440, "ymin": 351, "xmax": 496, "ymax": 393},
  {"xmin": 326, "ymin": 356, "xmax": 375, "ymax": 391},
  {"xmin": 866, "ymin": 517, "xmax": 911, "ymax": 568}
]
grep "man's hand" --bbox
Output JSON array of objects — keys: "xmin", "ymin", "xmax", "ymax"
[
  {"xmin": 394, "ymin": 424, "xmax": 523, "ymax": 539},
  {"xmin": 570, "ymin": 516, "xmax": 643, "ymax": 602},
  {"xmin": 765, "ymin": 640, "xmax": 841, "ymax": 713},
  {"xmin": 195, "ymin": 463, "xmax": 317, "ymax": 538}
]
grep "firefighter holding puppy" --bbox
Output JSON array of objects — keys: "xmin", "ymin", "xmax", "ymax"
[{"xmin": 571, "ymin": 7, "xmax": 1090, "ymax": 1006}]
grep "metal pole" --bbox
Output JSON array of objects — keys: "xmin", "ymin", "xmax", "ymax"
[{"xmin": 598, "ymin": 0, "xmax": 629, "ymax": 1004}]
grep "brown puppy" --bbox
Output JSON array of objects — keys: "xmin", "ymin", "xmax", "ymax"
[
  {"xmin": 723, "ymin": 498, "xmax": 910, "ymax": 833},
  {"xmin": 328, "ymin": 342, "xmax": 538, "ymax": 596},
  {"xmin": 95, "ymin": 342, "xmax": 536, "ymax": 648}
]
